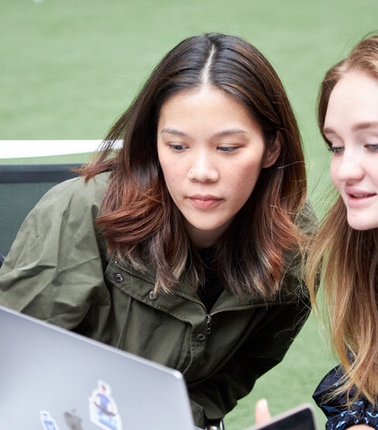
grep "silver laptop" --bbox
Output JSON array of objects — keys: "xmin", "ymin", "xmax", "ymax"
[{"xmin": 0, "ymin": 305, "xmax": 200, "ymax": 430}]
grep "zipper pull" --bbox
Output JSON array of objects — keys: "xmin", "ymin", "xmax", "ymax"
[{"xmin": 206, "ymin": 314, "xmax": 212, "ymax": 334}]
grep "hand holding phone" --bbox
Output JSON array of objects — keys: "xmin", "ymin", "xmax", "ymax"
[{"xmin": 248, "ymin": 403, "xmax": 317, "ymax": 430}]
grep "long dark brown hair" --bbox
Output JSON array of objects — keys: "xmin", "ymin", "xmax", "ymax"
[
  {"xmin": 306, "ymin": 35, "xmax": 378, "ymax": 404},
  {"xmin": 81, "ymin": 33, "xmax": 307, "ymax": 297}
]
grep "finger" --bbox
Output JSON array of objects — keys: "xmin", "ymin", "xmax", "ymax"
[{"xmin": 255, "ymin": 399, "xmax": 271, "ymax": 425}]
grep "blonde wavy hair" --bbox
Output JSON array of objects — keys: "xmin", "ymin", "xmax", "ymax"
[{"xmin": 306, "ymin": 35, "xmax": 378, "ymax": 405}]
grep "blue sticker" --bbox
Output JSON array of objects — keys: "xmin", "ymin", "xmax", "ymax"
[
  {"xmin": 40, "ymin": 410, "xmax": 60, "ymax": 430},
  {"xmin": 89, "ymin": 380, "xmax": 122, "ymax": 430}
]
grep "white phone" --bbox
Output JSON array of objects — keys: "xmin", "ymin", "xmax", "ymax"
[{"xmin": 249, "ymin": 403, "xmax": 317, "ymax": 430}]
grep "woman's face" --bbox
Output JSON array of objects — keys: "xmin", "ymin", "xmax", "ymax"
[
  {"xmin": 157, "ymin": 85, "xmax": 281, "ymax": 247},
  {"xmin": 325, "ymin": 70, "xmax": 378, "ymax": 230}
]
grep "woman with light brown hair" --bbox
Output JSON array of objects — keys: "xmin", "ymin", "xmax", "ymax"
[
  {"xmin": 307, "ymin": 35, "xmax": 378, "ymax": 429},
  {"xmin": 0, "ymin": 33, "xmax": 315, "ymax": 429}
]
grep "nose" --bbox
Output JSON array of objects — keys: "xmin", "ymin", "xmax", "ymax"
[
  {"xmin": 333, "ymin": 149, "xmax": 364, "ymax": 183},
  {"xmin": 188, "ymin": 150, "xmax": 219, "ymax": 183}
]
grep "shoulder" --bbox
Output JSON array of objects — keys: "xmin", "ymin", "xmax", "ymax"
[
  {"xmin": 314, "ymin": 366, "xmax": 378, "ymax": 430},
  {"xmin": 15, "ymin": 172, "xmax": 111, "ymax": 244},
  {"xmin": 35, "ymin": 172, "xmax": 110, "ymax": 215}
]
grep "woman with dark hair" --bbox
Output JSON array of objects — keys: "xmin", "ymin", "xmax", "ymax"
[
  {"xmin": 0, "ymin": 33, "xmax": 315, "ymax": 429},
  {"xmin": 307, "ymin": 35, "xmax": 378, "ymax": 429}
]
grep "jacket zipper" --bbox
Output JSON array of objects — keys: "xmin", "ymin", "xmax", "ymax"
[
  {"xmin": 173, "ymin": 290, "xmax": 259, "ymax": 335},
  {"xmin": 114, "ymin": 260, "xmax": 266, "ymax": 335}
]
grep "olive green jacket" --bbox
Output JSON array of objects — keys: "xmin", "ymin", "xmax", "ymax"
[{"xmin": 0, "ymin": 173, "xmax": 315, "ymax": 428}]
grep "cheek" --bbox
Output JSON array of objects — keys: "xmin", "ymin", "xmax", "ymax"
[
  {"xmin": 236, "ymin": 163, "xmax": 262, "ymax": 188},
  {"xmin": 230, "ymin": 167, "xmax": 261, "ymax": 207},
  {"xmin": 367, "ymin": 160, "xmax": 378, "ymax": 185},
  {"xmin": 329, "ymin": 160, "xmax": 340, "ymax": 189},
  {"xmin": 159, "ymin": 153, "xmax": 177, "ymax": 179},
  {"xmin": 161, "ymin": 165, "xmax": 183, "ymax": 183},
  {"xmin": 160, "ymin": 163, "xmax": 185, "ymax": 196}
]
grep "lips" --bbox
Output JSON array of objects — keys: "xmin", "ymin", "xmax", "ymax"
[
  {"xmin": 344, "ymin": 189, "xmax": 377, "ymax": 208},
  {"xmin": 348, "ymin": 193, "xmax": 375, "ymax": 199},
  {"xmin": 189, "ymin": 195, "xmax": 222, "ymax": 209}
]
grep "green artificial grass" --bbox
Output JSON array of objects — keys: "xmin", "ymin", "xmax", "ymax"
[{"xmin": 1, "ymin": 1, "xmax": 378, "ymax": 428}]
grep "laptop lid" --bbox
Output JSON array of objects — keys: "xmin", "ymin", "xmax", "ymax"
[{"xmin": 0, "ymin": 305, "xmax": 198, "ymax": 430}]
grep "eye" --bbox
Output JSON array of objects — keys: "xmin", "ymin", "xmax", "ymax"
[
  {"xmin": 365, "ymin": 144, "xmax": 378, "ymax": 152},
  {"xmin": 328, "ymin": 146, "xmax": 344, "ymax": 155},
  {"xmin": 168, "ymin": 143, "xmax": 187, "ymax": 152},
  {"xmin": 217, "ymin": 145, "xmax": 239, "ymax": 153}
]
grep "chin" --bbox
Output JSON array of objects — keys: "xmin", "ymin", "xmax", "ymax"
[{"xmin": 347, "ymin": 219, "xmax": 378, "ymax": 231}]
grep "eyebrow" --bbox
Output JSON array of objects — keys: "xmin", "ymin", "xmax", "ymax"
[
  {"xmin": 160, "ymin": 128, "xmax": 248, "ymax": 137},
  {"xmin": 323, "ymin": 121, "xmax": 378, "ymax": 135},
  {"xmin": 352, "ymin": 121, "xmax": 378, "ymax": 132}
]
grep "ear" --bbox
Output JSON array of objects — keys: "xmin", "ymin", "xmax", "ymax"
[{"xmin": 262, "ymin": 131, "xmax": 282, "ymax": 168}]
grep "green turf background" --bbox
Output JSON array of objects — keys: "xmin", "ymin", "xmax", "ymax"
[{"xmin": 2, "ymin": 1, "xmax": 378, "ymax": 428}]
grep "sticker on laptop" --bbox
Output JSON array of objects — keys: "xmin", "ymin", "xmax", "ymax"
[
  {"xmin": 89, "ymin": 380, "xmax": 122, "ymax": 430},
  {"xmin": 40, "ymin": 410, "xmax": 60, "ymax": 430}
]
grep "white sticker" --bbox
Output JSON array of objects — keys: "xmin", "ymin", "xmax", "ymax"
[{"xmin": 40, "ymin": 410, "xmax": 60, "ymax": 430}]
